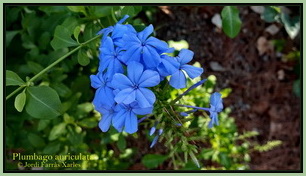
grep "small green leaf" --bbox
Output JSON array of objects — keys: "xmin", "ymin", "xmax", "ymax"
[
  {"xmin": 133, "ymin": 6, "xmax": 142, "ymax": 14},
  {"xmin": 121, "ymin": 6, "xmax": 135, "ymax": 17},
  {"xmin": 219, "ymin": 152, "xmax": 231, "ymax": 169},
  {"xmin": 38, "ymin": 120, "xmax": 50, "ymax": 131},
  {"xmin": 262, "ymin": 6, "xmax": 279, "ymax": 23},
  {"xmin": 91, "ymin": 6, "xmax": 113, "ymax": 18},
  {"xmin": 28, "ymin": 133, "xmax": 45, "ymax": 148},
  {"xmin": 77, "ymin": 49, "xmax": 90, "ymax": 66},
  {"xmin": 142, "ymin": 154, "xmax": 167, "ymax": 169},
  {"xmin": 6, "ymin": 30, "xmax": 20, "ymax": 47},
  {"xmin": 189, "ymin": 152, "xmax": 200, "ymax": 168},
  {"xmin": 25, "ymin": 86, "xmax": 62, "ymax": 119},
  {"xmin": 43, "ymin": 142, "xmax": 61, "ymax": 154},
  {"xmin": 74, "ymin": 26, "xmax": 81, "ymax": 43},
  {"xmin": 51, "ymin": 25, "xmax": 78, "ymax": 50},
  {"xmin": 49, "ymin": 122, "xmax": 66, "ymax": 141},
  {"xmin": 67, "ymin": 6, "xmax": 87, "ymax": 16},
  {"xmin": 221, "ymin": 6, "xmax": 242, "ymax": 38},
  {"xmin": 293, "ymin": 79, "xmax": 300, "ymax": 97},
  {"xmin": 78, "ymin": 118, "xmax": 97, "ymax": 128},
  {"xmin": 6, "ymin": 70, "xmax": 25, "ymax": 86},
  {"xmin": 117, "ymin": 134, "xmax": 127, "ymax": 152},
  {"xmin": 14, "ymin": 91, "xmax": 26, "ymax": 112}
]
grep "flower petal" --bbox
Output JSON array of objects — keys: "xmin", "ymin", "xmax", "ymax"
[
  {"xmin": 99, "ymin": 113, "xmax": 113, "ymax": 132},
  {"xmin": 105, "ymin": 58, "xmax": 124, "ymax": 78},
  {"xmin": 98, "ymin": 55, "xmax": 113, "ymax": 72},
  {"xmin": 146, "ymin": 37, "xmax": 171, "ymax": 54},
  {"xmin": 132, "ymin": 106, "xmax": 153, "ymax": 115},
  {"xmin": 210, "ymin": 92, "xmax": 223, "ymax": 112},
  {"xmin": 121, "ymin": 45, "xmax": 142, "ymax": 64},
  {"xmin": 111, "ymin": 73, "xmax": 133, "ymax": 90},
  {"xmin": 93, "ymin": 87, "xmax": 115, "ymax": 111},
  {"xmin": 127, "ymin": 61, "xmax": 144, "ymax": 84},
  {"xmin": 114, "ymin": 88, "xmax": 136, "ymax": 104},
  {"xmin": 159, "ymin": 55, "xmax": 180, "ymax": 76},
  {"xmin": 124, "ymin": 111, "xmax": 138, "ymax": 134},
  {"xmin": 178, "ymin": 49, "xmax": 194, "ymax": 64},
  {"xmin": 138, "ymin": 70, "xmax": 160, "ymax": 87},
  {"xmin": 181, "ymin": 64, "xmax": 203, "ymax": 79},
  {"xmin": 135, "ymin": 88, "xmax": 156, "ymax": 108},
  {"xmin": 142, "ymin": 45, "xmax": 161, "ymax": 69},
  {"xmin": 112, "ymin": 109, "xmax": 127, "ymax": 132},
  {"xmin": 137, "ymin": 24, "xmax": 153, "ymax": 42},
  {"xmin": 122, "ymin": 33, "xmax": 141, "ymax": 49},
  {"xmin": 169, "ymin": 70, "xmax": 186, "ymax": 89},
  {"xmin": 90, "ymin": 73, "xmax": 104, "ymax": 89},
  {"xmin": 208, "ymin": 112, "xmax": 219, "ymax": 128}
]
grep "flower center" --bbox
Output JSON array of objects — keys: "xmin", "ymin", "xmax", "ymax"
[{"xmin": 133, "ymin": 84, "xmax": 139, "ymax": 89}]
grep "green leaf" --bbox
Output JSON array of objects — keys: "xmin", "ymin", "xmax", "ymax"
[
  {"xmin": 189, "ymin": 152, "xmax": 200, "ymax": 168},
  {"xmin": 121, "ymin": 6, "xmax": 135, "ymax": 17},
  {"xmin": 133, "ymin": 6, "xmax": 142, "ymax": 14},
  {"xmin": 281, "ymin": 13, "xmax": 300, "ymax": 39},
  {"xmin": 6, "ymin": 70, "xmax": 25, "ymax": 86},
  {"xmin": 78, "ymin": 118, "xmax": 97, "ymax": 128},
  {"xmin": 49, "ymin": 122, "xmax": 66, "ymax": 141},
  {"xmin": 293, "ymin": 79, "xmax": 300, "ymax": 97},
  {"xmin": 141, "ymin": 154, "xmax": 167, "ymax": 169},
  {"xmin": 14, "ymin": 91, "xmax": 26, "ymax": 112},
  {"xmin": 25, "ymin": 86, "xmax": 62, "ymax": 119},
  {"xmin": 74, "ymin": 26, "xmax": 81, "ymax": 43},
  {"xmin": 221, "ymin": 6, "xmax": 242, "ymax": 38},
  {"xmin": 6, "ymin": 30, "xmax": 20, "ymax": 47},
  {"xmin": 91, "ymin": 6, "xmax": 113, "ymax": 18},
  {"xmin": 38, "ymin": 120, "xmax": 50, "ymax": 131},
  {"xmin": 67, "ymin": 6, "xmax": 87, "ymax": 16},
  {"xmin": 219, "ymin": 152, "xmax": 231, "ymax": 169},
  {"xmin": 77, "ymin": 49, "xmax": 90, "ymax": 66},
  {"xmin": 51, "ymin": 25, "xmax": 78, "ymax": 50},
  {"xmin": 262, "ymin": 6, "xmax": 279, "ymax": 23},
  {"xmin": 117, "ymin": 134, "xmax": 126, "ymax": 152},
  {"xmin": 28, "ymin": 133, "xmax": 45, "ymax": 148},
  {"xmin": 43, "ymin": 142, "xmax": 61, "ymax": 154}
]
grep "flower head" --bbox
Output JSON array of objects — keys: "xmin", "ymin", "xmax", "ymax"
[
  {"xmin": 169, "ymin": 49, "xmax": 204, "ymax": 89},
  {"xmin": 99, "ymin": 37, "xmax": 124, "ymax": 78},
  {"xmin": 121, "ymin": 25, "xmax": 174, "ymax": 69},
  {"xmin": 112, "ymin": 102, "xmax": 153, "ymax": 134},
  {"xmin": 208, "ymin": 92, "xmax": 223, "ymax": 128},
  {"xmin": 111, "ymin": 61, "xmax": 160, "ymax": 108}
]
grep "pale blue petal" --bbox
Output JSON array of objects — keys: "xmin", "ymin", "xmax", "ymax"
[
  {"xmin": 124, "ymin": 111, "xmax": 138, "ymax": 134},
  {"xmin": 90, "ymin": 74, "xmax": 104, "ymax": 89},
  {"xmin": 121, "ymin": 45, "xmax": 142, "ymax": 64},
  {"xmin": 122, "ymin": 34, "xmax": 141, "ymax": 49},
  {"xmin": 114, "ymin": 88, "xmax": 136, "ymax": 104},
  {"xmin": 99, "ymin": 113, "xmax": 113, "ymax": 132},
  {"xmin": 150, "ymin": 135, "xmax": 159, "ymax": 148},
  {"xmin": 181, "ymin": 64, "xmax": 203, "ymax": 79},
  {"xmin": 111, "ymin": 73, "xmax": 133, "ymax": 89},
  {"xmin": 118, "ymin": 15, "xmax": 129, "ymax": 24},
  {"xmin": 149, "ymin": 126, "xmax": 156, "ymax": 136},
  {"xmin": 160, "ymin": 55, "xmax": 180, "ymax": 75},
  {"xmin": 178, "ymin": 49, "xmax": 194, "ymax": 64},
  {"xmin": 98, "ymin": 55, "xmax": 113, "ymax": 72},
  {"xmin": 142, "ymin": 45, "xmax": 161, "ymax": 69},
  {"xmin": 127, "ymin": 61, "xmax": 143, "ymax": 83},
  {"xmin": 210, "ymin": 92, "xmax": 223, "ymax": 112},
  {"xmin": 135, "ymin": 88, "xmax": 156, "ymax": 108},
  {"xmin": 138, "ymin": 70, "xmax": 160, "ymax": 87},
  {"xmin": 105, "ymin": 59, "xmax": 124, "ymax": 78},
  {"xmin": 93, "ymin": 87, "xmax": 115, "ymax": 111},
  {"xmin": 132, "ymin": 106, "xmax": 153, "ymax": 115},
  {"xmin": 112, "ymin": 109, "xmax": 128, "ymax": 132},
  {"xmin": 137, "ymin": 24, "xmax": 153, "ymax": 42},
  {"xmin": 146, "ymin": 37, "xmax": 171, "ymax": 54},
  {"xmin": 169, "ymin": 70, "xmax": 186, "ymax": 89}
]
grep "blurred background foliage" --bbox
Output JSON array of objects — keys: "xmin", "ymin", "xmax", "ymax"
[{"xmin": 5, "ymin": 5, "xmax": 282, "ymax": 170}]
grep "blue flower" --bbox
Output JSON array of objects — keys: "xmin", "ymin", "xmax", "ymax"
[
  {"xmin": 169, "ymin": 49, "xmax": 203, "ymax": 89},
  {"xmin": 208, "ymin": 92, "xmax": 223, "ymax": 128},
  {"xmin": 111, "ymin": 61, "xmax": 160, "ymax": 108},
  {"xmin": 157, "ymin": 54, "xmax": 180, "ymax": 77},
  {"xmin": 97, "ymin": 15, "xmax": 130, "ymax": 41},
  {"xmin": 121, "ymin": 25, "xmax": 174, "ymax": 69},
  {"xmin": 90, "ymin": 72, "xmax": 115, "ymax": 109},
  {"xmin": 112, "ymin": 102, "xmax": 153, "ymax": 134},
  {"xmin": 150, "ymin": 128, "xmax": 163, "ymax": 148},
  {"xmin": 98, "ymin": 105, "xmax": 115, "ymax": 132},
  {"xmin": 98, "ymin": 37, "xmax": 124, "ymax": 78},
  {"xmin": 177, "ymin": 92, "xmax": 223, "ymax": 128}
]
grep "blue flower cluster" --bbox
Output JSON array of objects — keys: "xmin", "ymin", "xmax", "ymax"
[{"xmin": 90, "ymin": 15, "xmax": 223, "ymax": 135}]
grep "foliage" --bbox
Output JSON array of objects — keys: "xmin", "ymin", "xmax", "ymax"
[
  {"xmin": 5, "ymin": 5, "xmax": 281, "ymax": 171},
  {"xmin": 221, "ymin": 6, "xmax": 242, "ymax": 38}
]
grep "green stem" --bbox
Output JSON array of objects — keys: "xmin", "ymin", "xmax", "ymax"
[
  {"xmin": 111, "ymin": 7, "xmax": 118, "ymax": 23},
  {"xmin": 6, "ymin": 34, "xmax": 102, "ymax": 100},
  {"xmin": 6, "ymin": 86, "xmax": 25, "ymax": 100}
]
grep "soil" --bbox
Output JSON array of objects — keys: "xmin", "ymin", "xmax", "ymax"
[{"xmin": 149, "ymin": 6, "xmax": 301, "ymax": 170}]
